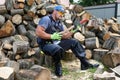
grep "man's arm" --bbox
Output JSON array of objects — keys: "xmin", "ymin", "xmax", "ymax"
[{"xmin": 35, "ymin": 25, "xmax": 51, "ymax": 39}]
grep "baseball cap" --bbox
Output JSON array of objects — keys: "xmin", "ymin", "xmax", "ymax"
[{"xmin": 54, "ymin": 5, "xmax": 65, "ymax": 13}]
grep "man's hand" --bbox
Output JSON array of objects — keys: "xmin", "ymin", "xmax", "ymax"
[
  {"xmin": 62, "ymin": 31, "xmax": 72, "ymax": 39},
  {"xmin": 51, "ymin": 33, "xmax": 62, "ymax": 40}
]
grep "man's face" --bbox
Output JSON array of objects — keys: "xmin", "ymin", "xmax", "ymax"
[{"xmin": 55, "ymin": 11, "xmax": 64, "ymax": 20}]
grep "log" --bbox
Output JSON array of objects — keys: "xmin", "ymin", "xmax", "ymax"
[
  {"xmin": 3, "ymin": 42, "xmax": 13, "ymax": 50},
  {"xmin": 73, "ymin": 32, "xmax": 85, "ymax": 43},
  {"xmin": 13, "ymin": 41, "xmax": 29, "ymax": 54},
  {"xmin": 93, "ymin": 71, "xmax": 115, "ymax": 80},
  {"xmin": 1, "ymin": 36, "xmax": 14, "ymax": 44},
  {"xmin": 0, "ymin": 0, "xmax": 6, "ymax": 5},
  {"xmin": 45, "ymin": 5, "xmax": 55, "ymax": 13},
  {"xmin": 73, "ymin": 4, "xmax": 83, "ymax": 13},
  {"xmin": 0, "ymin": 67, "xmax": 14, "ymax": 80},
  {"xmin": 94, "ymin": 65, "xmax": 104, "ymax": 74},
  {"xmin": 16, "ymin": 0, "xmax": 25, "ymax": 3},
  {"xmin": 23, "ymin": 14, "xmax": 33, "ymax": 21},
  {"xmin": 26, "ymin": 30, "xmax": 37, "ymax": 41},
  {"xmin": 10, "ymin": 9, "xmax": 24, "ymax": 15},
  {"xmin": 84, "ymin": 31, "xmax": 96, "ymax": 38},
  {"xmin": 85, "ymin": 49, "xmax": 92, "ymax": 59},
  {"xmin": 0, "ymin": 5, "xmax": 7, "ymax": 14},
  {"xmin": 37, "ymin": 9, "xmax": 47, "ymax": 16},
  {"xmin": 27, "ymin": 3, "xmax": 37, "ymax": 17},
  {"xmin": 63, "ymin": 49, "xmax": 76, "ymax": 61},
  {"xmin": 17, "ymin": 24, "xmax": 27, "ymax": 35},
  {"xmin": 33, "ymin": 17, "xmax": 40, "ymax": 25},
  {"xmin": 102, "ymin": 48, "xmax": 120, "ymax": 67},
  {"xmin": 85, "ymin": 37, "xmax": 100, "ymax": 49},
  {"xmin": 5, "ymin": 0, "xmax": 13, "ymax": 11},
  {"xmin": 13, "ymin": 35, "xmax": 29, "ymax": 42},
  {"xmin": 14, "ymin": 3, "xmax": 25, "ymax": 9},
  {"xmin": 44, "ymin": 55, "xmax": 53, "ymax": 67},
  {"xmin": 110, "ymin": 65, "xmax": 120, "ymax": 77},
  {"xmin": 0, "ymin": 20, "xmax": 15, "ymax": 38},
  {"xmin": 17, "ymin": 59, "xmax": 35, "ymax": 69},
  {"xmin": 4, "ymin": 14, "xmax": 12, "ymax": 20},
  {"xmin": 64, "ymin": 19, "xmax": 73, "ymax": 28},
  {"xmin": 5, "ymin": 60, "xmax": 20, "ymax": 73},
  {"xmin": 102, "ymin": 37, "xmax": 116, "ymax": 49},
  {"xmin": 7, "ymin": 51, "xmax": 15, "ymax": 60},
  {"xmin": 26, "ymin": 0, "xmax": 34, "ymax": 6},
  {"xmin": 16, "ymin": 65, "xmax": 51, "ymax": 80},
  {"xmin": 35, "ymin": 0, "xmax": 42, "ymax": 5},
  {"xmin": 12, "ymin": 14, "xmax": 22, "ymax": 25},
  {"xmin": 57, "ymin": 0, "xmax": 70, "ymax": 8},
  {"xmin": 93, "ymin": 49, "xmax": 109, "ymax": 61},
  {"xmin": 64, "ymin": 10, "xmax": 72, "ymax": 20},
  {"xmin": 0, "ymin": 15, "xmax": 5, "ymax": 27}
]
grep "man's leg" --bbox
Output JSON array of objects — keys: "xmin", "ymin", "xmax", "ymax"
[
  {"xmin": 59, "ymin": 39, "xmax": 99, "ymax": 70},
  {"xmin": 42, "ymin": 44, "xmax": 64, "ymax": 77}
]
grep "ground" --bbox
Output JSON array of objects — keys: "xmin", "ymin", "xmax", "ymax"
[{"xmin": 49, "ymin": 59, "xmax": 101, "ymax": 80}]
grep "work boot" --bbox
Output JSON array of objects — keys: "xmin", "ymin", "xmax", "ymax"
[
  {"xmin": 80, "ymin": 57, "xmax": 99, "ymax": 70},
  {"xmin": 55, "ymin": 62, "xmax": 62, "ymax": 77}
]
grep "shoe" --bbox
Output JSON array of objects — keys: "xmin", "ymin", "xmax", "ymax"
[
  {"xmin": 55, "ymin": 63, "xmax": 62, "ymax": 77},
  {"xmin": 89, "ymin": 64, "xmax": 99, "ymax": 68}
]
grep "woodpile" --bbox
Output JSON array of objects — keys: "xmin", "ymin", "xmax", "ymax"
[{"xmin": 0, "ymin": 0, "xmax": 120, "ymax": 79}]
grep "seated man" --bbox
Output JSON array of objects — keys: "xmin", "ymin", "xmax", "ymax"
[{"xmin": 36, "ymin": 5, "xmax": 99, "ymax": 77}]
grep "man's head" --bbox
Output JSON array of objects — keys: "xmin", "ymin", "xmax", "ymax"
[{"xmin": 53, "ymin": 5, "xmax": 65, "ymax": 20}]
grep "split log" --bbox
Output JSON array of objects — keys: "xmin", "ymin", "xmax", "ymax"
[
  {"xmin": 85, "ymin": 37, "xmax": 99, "ymax": 49},
  {"xmin": 102, "ymin": 37, "xmax": 116, "ymax": 49},
  {"xmin": 13, "ymin": 35, "xmax": 29, "ymax": 42},
  {"xmin": 13, "ymin": 41, "xmax": 29, "ymax": 54},
  {"xmin": 57, "ymin": 0, "xmax": 70, "ymax": 8},
  {"xmin": 69, "ymin": 4, "xmax": 75, "ymax": 10},
  {"xmin": 33, "ymin": 17, "xmax": 40, "ymax": 25},
  {"xmin": 85, "ymin": 49, "xmax": 92, "ymax": 59},
  {"xmin": 0, "ymin": 15, "xmax": 5, "ymax": 27},
  {"xmin": 0, "ymin": 5, "xmax": 7, "ymax": 14},
  {"xmin": 0, "ymin": 20, "xmax": 15, "ymax": 38},
  {"xmin": 5, "ymin": 60, "xmax": 20, "ymax": 73},
  {"xmin": 110, "ymin": 65, "xmax": 120, "ymax": 77},
  {"xmin": 17, "ymin": 24, "xmax": 27, "ymax": 35},
  {"xmin": 93, "ymin": 49, "xmax": 109, "ymax": 61},
  {"xmin": 93, "ymin": 71, "xmax": 115, "ymax": 80},
  {"xmin": 12, "ymin": 14, "xmax": 22, "ymax": 25},
  {"xmin": 35, "ymin": 0, "xmax": 42, "ymax": 5},
  {"xmin": 0, "ymin": 67, "xmax": 14, "ymax": 80},
  {"xmin": 16, "ymin": 65, "xmax": 51, "ymax": 80},
  {"xmin": 102, "ymin": 47, "xmax": 120, "ymax": 67},
  {"xmin": 26, "ymin": 30, "xmax": 37, "ymax": 41},
  {"xmin": 11, "ymin": 9, "xmax": 24, "ymax": 15},
  {"xmin": 17, "ymin": 59, "xmax": 35, "ymax": 69},
  {"xmin": 3, "ymin": 42, "xmax": 13, "ymax": 50},
  {"xmin": 26, "ymin": 24, "xmax": 36, "ymax": 31}
]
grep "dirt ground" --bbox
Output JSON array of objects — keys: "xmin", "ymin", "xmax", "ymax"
[{"xmin": 50, "ymin": 59, "xmax": 100, "ymax": 80}]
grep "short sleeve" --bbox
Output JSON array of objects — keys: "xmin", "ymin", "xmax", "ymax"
[{"xmin": 38, "ymin": 16, "xmax": 51, "ymax": 29}]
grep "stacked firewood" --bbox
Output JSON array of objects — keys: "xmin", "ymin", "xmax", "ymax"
[{"xmin": 0, "ymin": 0, "xmax": 120, "ymax": 79}]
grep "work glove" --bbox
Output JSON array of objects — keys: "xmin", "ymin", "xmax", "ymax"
[{"xmin": 51, "ymin": 32, "xmax": 62, "ymax": 40}]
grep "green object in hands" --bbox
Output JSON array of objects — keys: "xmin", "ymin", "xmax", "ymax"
[
  {"xmin": 71, "ymin": 25, "xmax": 80, "ymax": 33},
  {"xmin": 51, "ymin": 33, "xmax": 62, "ymax": 40}
]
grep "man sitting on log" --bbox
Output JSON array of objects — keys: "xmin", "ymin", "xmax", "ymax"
[{"xmin": 36, "ymin": 5, "xmax": 99, "ymax": 77}]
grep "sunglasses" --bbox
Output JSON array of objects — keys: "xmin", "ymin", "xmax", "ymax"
[{"xmin": 57, "ymin": 11, "xmax": 64, "ymax": 16}]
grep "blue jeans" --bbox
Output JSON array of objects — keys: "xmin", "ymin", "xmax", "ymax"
[{"xmin": 39, "ymin": 38, "xmax": 86, "ymax": 59}]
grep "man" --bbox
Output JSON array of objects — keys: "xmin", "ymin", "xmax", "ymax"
[{"xmin": 36, "ymin": 5, "xmax": 99, "ymax": 77}]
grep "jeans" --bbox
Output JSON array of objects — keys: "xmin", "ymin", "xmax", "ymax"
[{"xmin": 39, "ymin": 38, "xmax": 86, "ymax": 60}]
